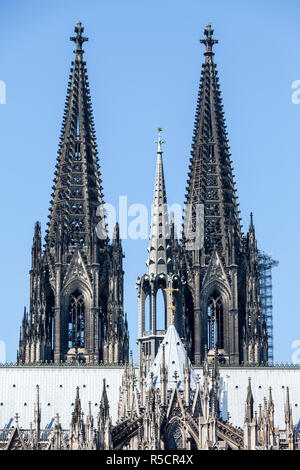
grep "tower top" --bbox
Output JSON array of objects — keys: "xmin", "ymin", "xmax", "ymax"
[
  {"xmin": 184, "ymin": 23, "xmax": 241, "ymax": 258},
  {"xmin": 200, "ymin": 23, "xmax": 218, "ymax": 57},
  {"xmin": 155, "ymin": 127, "xmax": 165, "ymax": 153},
  {"xmin": 70, "ymin": 21, "xmax": 88, "ymax": 53},
  {"xmin": 45, "ymin": 21, "xmax": 107, "ymax": 249}
]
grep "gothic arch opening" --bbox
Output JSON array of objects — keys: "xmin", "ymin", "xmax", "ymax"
[
  {"xmin": 156, "ymin": 288, "xmax": 166, "ymax": 331},
  {"xmin": 207, "ymin": 291, "xmax": 224, "ymax": 349},
  {"xmin": 145, "ymin": 294, "xmax": 151, "ymax": 332},
  {"xmin": 68, "ymin": 289, "xmax": 85, "ymax": 349},
  {"xmin": 166, "ymin": 424, "xmax": 184, "ymax": 450}
]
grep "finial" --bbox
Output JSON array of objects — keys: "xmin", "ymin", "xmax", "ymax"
[
  {"xmin": 155, "ymin": 127, "xmax": 165, "ymax": 153},
  {"xmin": 269, "ymin": 386, "xmax": 273, "ymax": 403},
  {"xmin": 173, "ymin": 370, "xmax": 179, "ymax": 386},
  {"xmin": 168, "ymin": 305, "xmax": 176, "ymax": 324},
  {"xmin": 200, "ymin": 23, "xmax": 218, "ymax": 57},
  {"xmin": 70, "ymin": 21, "xmax": 88, "ymax": 53},
  {"xmin": 249, "ymin": 212, "xmax": 254, "ymax": 230},
  {"xmin": 113, "ymin": 221, "xmax": 120, "ymax": 243}
]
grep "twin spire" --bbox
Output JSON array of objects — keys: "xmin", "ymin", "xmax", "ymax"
[
  {"xmin": 46, "ymin": 21, "xmax": 106, "ymax": 249},
  {"xmin": 48, "ymin": 21, "xmax": 222, "ymax": 254},
  {"xmin": 184, "ymin": 22, "xmax": 241, "ymax": 259}
]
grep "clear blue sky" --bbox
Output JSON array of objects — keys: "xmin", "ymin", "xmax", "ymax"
[{"xmin": 1, "ymin": 0, "xmax": 299, "ymax": 363}]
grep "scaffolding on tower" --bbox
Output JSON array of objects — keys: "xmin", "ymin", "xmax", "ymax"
[{"xmin": 258, "ymin": 251, "xmax": 279, "ymax": 363}]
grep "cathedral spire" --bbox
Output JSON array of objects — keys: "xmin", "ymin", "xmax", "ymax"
[
  {"xmin": 284, "ymin": 386, "xmax": 295, "ymax": 450},
  {"xmin": 46, "ymin": 21, "xmax": 107, "ymax": 249},
  {"xmin": 99, "ymin": 379, "xmax": 110, "ymax": 426},
  {"xmin": 245, "ymin": 378, "xmax": 254, "ymax": 422},
  {"xmin": 184, "ymin": 24, "xmax": 241, "ymax": 259},
  {"xmin": 285, "ymin": 386, "xmax": 293, "ymax": 430},
  {"xmin": 72, "ymin": 386, "xmax": 82, "ymax": 425},
  {"xmin": 147, "ymin": 128, "xmax": 170, "ymax": 275},
  {"xmin": 33, "ymin": 385, "xmax": 41, "ymax": 449},
  {"xmin": 18, "ymin": 22, "xmax": 128, "ymax": 367},
  {"xmin": 249, "ymin": 212, "xmax": 254, "ymax": 232},
  {"xmin": 179, "ymin": 24, "xmax": 264, "ymax": 367}
]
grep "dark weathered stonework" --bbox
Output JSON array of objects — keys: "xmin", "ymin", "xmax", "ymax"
[
  {"xmin": 138, "ymin": 25, "xmax": 268, "ymax": 368},
  {"xmin": 5, "ymin": 22, "xmax": 286, "ymax": 452},
  {"xmin": 179, "ymin": 25, "xmax": 268, "ymax": 366},
  {"xmin": 18, "ymin": 22, "xmax": 129, "ymax": 365}
]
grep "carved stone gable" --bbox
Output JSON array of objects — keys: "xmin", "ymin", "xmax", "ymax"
[{"xmin": 62, "ymin": 249, "xmax": 91, "ymax": 290}]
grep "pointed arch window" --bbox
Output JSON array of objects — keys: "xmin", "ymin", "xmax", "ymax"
[
  {"xmin": 166, "ymin": 424, "xmax": 184, "ymax": 450},
  {"xmin": 68, "ymin": 290, "xmax": 85, "ymax": 349},
  {"xmin": 207, "ymin": 293, "xmax": 224, "ymax": 349}
]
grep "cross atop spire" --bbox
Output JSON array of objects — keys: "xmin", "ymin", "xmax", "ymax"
[
  {"xmin": 200, "ymin": 23, "xmax": 218, "ymax": 57},
  {"xmin": 155, "ymin": 127, "xmax": 165, "ymax": 153},
  {"xmin": 70, "ymin": 21, "xmax": 88, "ymax": 53}
]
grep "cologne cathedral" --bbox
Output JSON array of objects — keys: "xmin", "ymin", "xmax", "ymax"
[{"xmin": 0, "ymin": 23, "xmax": 299, "ymax": 451}]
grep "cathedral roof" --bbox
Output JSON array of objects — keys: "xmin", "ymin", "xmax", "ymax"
[{"xmin": 146, "ymin": 324, "xmax": 196, "ymax": 390}]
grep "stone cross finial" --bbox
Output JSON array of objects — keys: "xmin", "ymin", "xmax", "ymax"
[
  {"xmin": 200, "ymin": 23, "xmax": 218, "ymax": 56},
  {"xmin": 70, "ymin": 21, "xmax": 88, "ymax": 49}
]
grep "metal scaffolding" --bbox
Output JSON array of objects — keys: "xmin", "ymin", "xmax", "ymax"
[{"xmin": 258, "ymin": 251, "xmax": 279, "ymax": 363}]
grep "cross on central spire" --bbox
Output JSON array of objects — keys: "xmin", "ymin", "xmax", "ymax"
[{"xmin": 155, "ymin": 127, "xmax": 165, "ymax": 153}]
